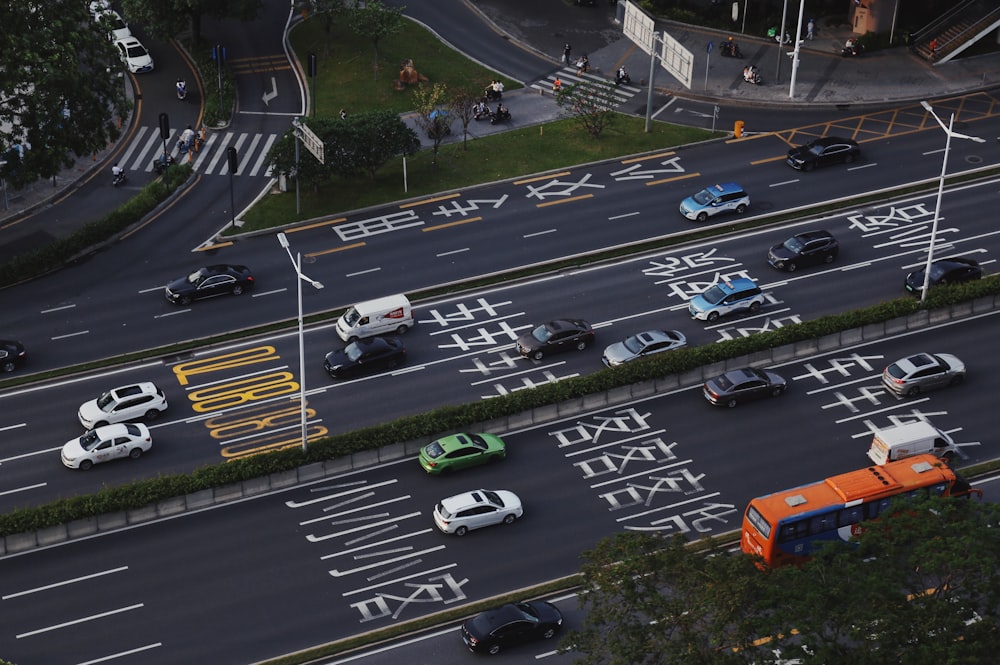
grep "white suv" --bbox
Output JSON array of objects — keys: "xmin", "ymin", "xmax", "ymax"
[
  {"xmin": 78, "ymin": 382, "xmax": 168, "ymax": 429},
  {"xmin": 433, "ymin": 489, "xmax": 523, "ymax": 536}
]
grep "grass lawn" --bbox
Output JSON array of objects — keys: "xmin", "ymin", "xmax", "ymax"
[{"xmin": 238, "ymin": 12, "xmax": 720, "ymax": 231}]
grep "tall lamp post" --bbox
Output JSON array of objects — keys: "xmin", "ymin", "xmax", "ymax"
[
  {"xmin": 277, "ymin": 232, "xmax": 324, "ymax": 452},
  {"xmin": 918, "ymin": 101, "xmax": 985, "ymax": 303}
]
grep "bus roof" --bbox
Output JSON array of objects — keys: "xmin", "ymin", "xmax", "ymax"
[{"xmin": 749, "ymin": 455, "xmax": 954, "ymax": 519}]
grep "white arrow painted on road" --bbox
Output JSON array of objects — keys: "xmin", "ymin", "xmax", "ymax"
[
  {"xmin": 262, "ymin": 76, "xmax": 278, "ymax": 106},
  {"xmin": 673, "ymin": 107, "xmax": 715, "ymax": 118}
]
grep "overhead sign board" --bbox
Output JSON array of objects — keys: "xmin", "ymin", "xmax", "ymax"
[
  {"xmin": 293, "ymin": 118, "xmax": 325, "ymax": 164},
  {"xmin": 623, "ymin": 1, "xmax": 656, "ymax": 56},
  {"xmin": 659, "ymin": 32, "xmax": 694, "ymax": 90},
  {"xmin": 621, "ymin": 1, "xmax": 693, "ymax": 90}
]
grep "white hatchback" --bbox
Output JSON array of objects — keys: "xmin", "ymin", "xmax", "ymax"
[
  {"xmin": 61, "ymin": 423, "xmax": 152, "ymax": 470},
  {"xmin": 78, "ymin": 382, "xmax": 167, "ymax": 429},
  {"xmin": 433, "ymin": 489, "xmax": 522, "ymax": 536}
]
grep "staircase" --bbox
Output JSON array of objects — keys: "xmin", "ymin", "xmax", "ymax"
[{"xmin": 911, "ymin": 0, "xmax": 1000, "ymax": 65}]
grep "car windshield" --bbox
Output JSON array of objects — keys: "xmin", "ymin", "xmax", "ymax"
[
  {"xmin": 531, "ymin": 324, "xmax": 553, "ymax": 343},
  {"xmin": 424, "ymin": 442, "xmax": 445, "ymax": 458},
  {"xmin": 808, "ymin": 142, "xmax": 826, "ymax": 155},
  {"xmin": 885, "ymin": 363, "xmax": 906, "ymax": 380},
  {"xmin": 482, "ymin": 489, "xmax": 503, "ymax": 506},
  {"xmin": 95, "ymin": 391, "xmax": 116, "ymax": 410},
  {"xmin": 701, "ymin": 285, "xmax": 727, "ymax": 305},
  {"xmin": 692, "ymin": 188, "xmax": 716, "ymax": 204},
  {"xmin": 342, "ymin": 307, "xmax": 360, "ymax": 326},
  {"xmin": 79, "ymin": 430, "xmax": 100, "ymax": 451},
  {"xmin": 468, "ymin": 434, "xmax": 488, "ymax": 450},
  {"xmin": 124, "ymin": 43, "xmax": 147, "ymax": 57},
  {"xmin": 186, "ymin": 268, "xmax": 207, "ymax": 284},
  {"xmin": 345, "ymin": 342, "xmax": 364, "ymax": 361},
  {"xmin": 782, "ymin": 237, "xmax": 805, "ymax": 253},
  {"xmin": 715, "ymin": 374, "xmax": 735, "ymax": 390},
  {"xmin": 622, "ymin": 335, "xmax": 643, "ymax": 353},
  {"xmin": 928, "ymin": 263, "xmax": 950, "ymax": 279},
  {"xmin": 517, "ymin": 603, "xmax": 541, "ymax": 622}
]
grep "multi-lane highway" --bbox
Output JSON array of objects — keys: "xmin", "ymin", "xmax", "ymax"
[{"xmin": 1, "ymin": 313, "xmax": 995, "ymax": 664}]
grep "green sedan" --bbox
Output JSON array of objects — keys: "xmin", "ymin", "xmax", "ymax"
[{"xmin": 419, "ymin": 433, "xmax": 506, "ymax": 474}]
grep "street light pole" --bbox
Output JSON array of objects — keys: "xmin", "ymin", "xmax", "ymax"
[
  {"xmin": 918, "ymin": 100, "xmax": 985, "ymax": 303},
  {"xmin": 277, "ymin": 232, "xmax": 324, "ymax": 452}
]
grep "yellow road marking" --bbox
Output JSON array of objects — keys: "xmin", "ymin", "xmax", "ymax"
[
  {"xmin": 307, "ymin": 241, "xmax": 366, "ymax": 257},
  {"xmin": 536, "ymin": 194, "xmax": 593, "ymax": 207},
  {"xmin": 422, "ymin": 216, "xmax": 482, "ymax": 231},
  {"xmin": 515, "ymin": 171, "xmax": 571, "ymax": 184},
  {"xmin": 646, "ymin": 172, "xmax": 701, "ymax": 186},
  {"xmin": 400, "ymin": 193, "xmax": 461, "ymax": 208}
]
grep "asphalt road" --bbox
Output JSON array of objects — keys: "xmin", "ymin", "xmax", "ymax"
[{"xmin": 1, "ymin": 314, "xmax": 995, "ymax": 664}]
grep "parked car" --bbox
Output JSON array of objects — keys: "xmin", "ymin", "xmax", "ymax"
[
  {"xmin": 767, "ymin": 230, "xmax": 839, "ymax": 272},
  {"xmin": 602, "ymin": 329, "xmax": 686, "ymax": 367},
  {"xmin": 904, "ymin": 257, "xmax": 983, "ymax": 294},
  {"xmin": 462, "ymin": 600, "xmax": 563, "ymax": 655},
  {"xmin": 688, "ymin": 277, "xmax": 765, "ymax": 322},
  {"xmin": 78, "ymin": 382, "xmax": 168, "ymax": 429},
  {"xmin": 115, "ymin": 36, "xmax": 154, "ymax": 73},
  {"xmin": 432, "ymin": 489, "xmax": 522, "ymax": 536},
  {"xmin": 96, "ymin": 9, "xmax": 131, "ymax": 41},
  {"xmin": 0, "ymin": 339, "xmax": 26, "ymax": 373},
  {"xmin": 324, "ymin": 337, "xmax": 406, "ymax": 379},
  {"xmin": 61, "ymin": 423, "xmax": 152, "ymax": 470},
  {"xmin": 419, "ymin": 433, "xmax": 506, "ymax": 474},
  {"xmin": 516, "ymin": 318, "xmax": 594, "ymax": 360},
  {"xmin": 679, "ymin": 182, "xmax": 750, "ymax": 222},
  {"xmin": 882, "ymin": 352, "xmax": 965, "ymax": 397},
  {"xmin": 703, "ymin": 367, "xmax": 786, "ymax": 407},
  {"xmin": 164, "ymin": 264, "xmax": 254, "ymax": 305},
  {"xmin": 786, "ymin": 136, "xmax": 860, "ymax": 171}
]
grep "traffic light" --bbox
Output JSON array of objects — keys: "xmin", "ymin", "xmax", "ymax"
[{"xmin": 734, "ymin": 120, "xmax": 745, "ymax": 138}]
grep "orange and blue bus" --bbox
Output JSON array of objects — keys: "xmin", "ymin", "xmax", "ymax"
[{"xmin": 741, "ymin": 454, "xmax": 981, "ymax": 568}]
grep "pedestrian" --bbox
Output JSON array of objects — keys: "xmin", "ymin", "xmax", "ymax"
[
  {"xmin": 807, "ymin": 19, "xmax": 814, "ymax": 40},
  {"xmin": 929, "ymin": 37, "xmax": 937, "ymax": 57},
  {"xmin": 562, "ymin": 43, "xmax": 571, "ymax": 64},
  {"xmin": 340, "ymin": 108, "xmax": 347, "ymax": 120}
]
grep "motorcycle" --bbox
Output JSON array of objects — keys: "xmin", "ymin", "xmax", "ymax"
[
  {"xmin": 153, "ymin": 153, "xmax": 175, "ymax": 175},
  {"xmin": 743, "ymin": 67, "xmax": 762, "ymax": 85},
  {"xmin": 490, "ymin": 108, "xmax": 512, "ymax": 125},
  {"xmin": 767, "ymin": 27, "xmax": 792, "ymax": 45},
  {"xmin": 176, "ymin": 79, "xmax": 187, "ymax": 100},
  {"xmin": 841, "ymin": 40, "xmax": 865, "ymax": 57},
  {"xmin": 720, "ymin": 41, "xmax": 743, "ymax": 58},
  {"xmin": 473, "ymin": 105, "xmax": 492, "ymax": 121},
  {"xmin": 614, "ymin": 70, "xmax": 632, "ymax": 86},
  {"xmin": 112, "ymin": 169, "xmax": 127, "ymax": 187}
]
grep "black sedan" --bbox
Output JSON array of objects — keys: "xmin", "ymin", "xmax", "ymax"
[
  {"xmin": 786, "ymin": 136, "xmax": 860, "ymax": 171},
  {"xmin": 0, "ymin": 339, "xmax": 27, "ymax": 373},
  {"xmin": 767, "ymin": 230, "xmax": 839, "ymax": 272},
  {"xmin": 324, "ymin": 337, "xmax": 405, "ymax": 379},
  {"xmin": 164, "ymin": 264, "xmax": 254, "ymax": 305},
  {"xmin": 904, "ymin": 257, "xmax": 982, "ymax": 294},
  {"xmin": 516, "ymin": 318, "xmax": 594, "ymax": 360},
  {"xmin": 703, "ymin": 367, "xmax": 786, "ymax": 408},
  {"xmin": 461, "ymin": 600, "xmax": 563, "ymax": 655}
]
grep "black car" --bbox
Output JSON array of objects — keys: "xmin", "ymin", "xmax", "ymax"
[
  {"xmin": 767, "ymin": 230, "xmax": 839, "ymax": 272},
  {"xmin": 324, "ymin": 337, "xmax": 406, "ymax": 379},
  {"xmin": 165, "ymin": 264, "xmax": 254, "ymax": 305},
  {"xmin": 0, "ymin": 339, "xmax": 27, "ymax": 373},
  {"xmin": 786, "ymin": 136, "xmax": 860, "ymax": 171},
  {"xmin": 516, "ymin": 318, "xmax": 594, "ymax": 360},
  {"xmin": 703, "ymin": 367, "xmax": 786, "ymax": 408},
  {"xmin": 904, "ymin": 257, "xmax": 982, "ymax": 294},
  {"xmin": 461, "ymin": 601, "xmax": 563, "ymax": 655}
]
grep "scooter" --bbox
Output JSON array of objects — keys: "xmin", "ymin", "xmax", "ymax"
[
  {"xmin": 767, "ymin": 27, "xmax": 792, "ymax": 45},
  {"xmin": 614, "ymin": 71, "xmax": 632, "ymax": 86},
  {"xmin": 112, "ymin": 170, "xmax": 127, "ymax": 186},
  {"xmin": 153, "ymin": 154, "xmax": 175, "ymax": 175},
  {"xmin": 743, "ymin": 68, "xmax": 762, "ymax": 85},
  {"xmin": 176, "ymin": 79, "xmax": 187, "ymax": 100},
  {"xmin": 720, "ymin": 41, "xmax": 743, "ymax": 58},
  {"xmin": 473, "ymin": 105, "xmax": 492, "ymax": 121},
  {"xmin": 490, "ymin": 108, "xmax": 512, "ymax": 125},
  {"xmin": 841, "ymin": 41, "xmax": 865, "ymax": 57}
]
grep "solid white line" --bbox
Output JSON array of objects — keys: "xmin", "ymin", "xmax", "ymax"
[
  {"xmin": 609, "ymin": 211, "xmax": 641, "ymax": 221},
  {"xmin": 153, "ymin": 309, "xmax": 188, "ymax": 319},
  {"xmin": 77, "ymin": 642, "xmax": 162, "ymax": 665},
  {"xmin": 848, "ymin": 162, "xmax": 877, "ymax": 170},
  {"xmin": 437, "ymin": 248, "xmax": 469, "ymax": 257},
  {"xmin": 0, "ymin": 482, "xmax": 46, "ymax": 498},
  {"xmin": 3, "ymin": 566, "xmax": 129, "ymax": 599},
  {"xmin": 0, "ymin": 423, "xmax": 26, "ymax": 432},
  {"xmin": 524, "ymin": 229, "xmax": 557, "ymax": 238},
  {"xmin": 51, "ymin": 330, "xmax": 89, "ymax": 340},
  {"xmin": 40, "ymin": 304, "xmax": 75, "ymax": 314},
  {"xmin": 770, "ymin": 179, "xmax": 800, "ymax": 187},
  {"xmin": 17, "ymin": 603, "xmax": 143, "ymax": 638},
  {"xmin": 345, "ymin": 267, "xmax": 381, "ymax": 277}
]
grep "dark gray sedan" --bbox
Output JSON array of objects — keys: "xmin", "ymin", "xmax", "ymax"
[{"xmin": 703, "ymin": 367, "xmax": 786, "ymax": 408}]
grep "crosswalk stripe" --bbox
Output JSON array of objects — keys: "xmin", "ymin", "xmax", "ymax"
[
  {"xmin": 249, "ymin": 134, "xmax": 276, "ymax": 177},
  {"xmin": 119, "ymin": 127, "xmax": 279, "ymax": 177},
  {"xmin": 533, "ymin": 67, "xmax": 642, "ymax": 106}
]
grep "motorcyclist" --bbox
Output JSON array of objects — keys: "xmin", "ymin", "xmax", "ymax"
[
  {"xmin": 176, "ymin": 78, "xmax": 186, "ymax": 99},
  {"xmin": 111, "ymin": 163, "xmax": 125, "ymax": 184},
  {"xmin": 178, "ymin": 125, "xmax": 196, "ymax": 152},
  {"xmin": 615, "ymin": 66, "xmax": 630, "ymax": 85}
]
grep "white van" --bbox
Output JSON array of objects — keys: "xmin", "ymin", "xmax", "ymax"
[
  {"xmin": 336, "ymin": 294, "xmax": 414, "ymax": 342},
  {"xmin": 866, "ymin": 421, "xmax": 958, "ymax": 466}
]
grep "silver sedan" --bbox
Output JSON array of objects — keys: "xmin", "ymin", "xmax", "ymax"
[
  {"xmin": 602, "ymin": 329, "xmax": 687, "ymax": 367},
  {"xmin": 882, "ymin": 353, "xmax": 965, "ymax": 397}
]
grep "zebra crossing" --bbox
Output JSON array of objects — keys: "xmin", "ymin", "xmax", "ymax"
[
  {"xmin": 530, "ymin": 66, "xmax": 643, "ymax": 107},
  {"xmin": 116, "ymin": 125, "xmax": 280, "ymax": 177}
]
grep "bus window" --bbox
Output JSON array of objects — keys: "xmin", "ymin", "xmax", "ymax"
[
  {"xmin": 838, "ymin": 505, "xmax": 864, "ymax": 527},
  {"xmin": 809, "ymin": 512, "xmax": 837, "ymax": 535},
  {"xmin": 777, "ymin": 520, "xmax": 805, "ymax": 543}
]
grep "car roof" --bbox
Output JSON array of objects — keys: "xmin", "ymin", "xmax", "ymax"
[
  {"xmin": 794, "ymin": 229, "xmax": 834, "ymax": 241},
  {"xmin": 895, "ymin": 353, "xmax": 937, "ymax": 372},
  {"xmin": 811, "ymin": 136, "xmax": 857, "ymax": 147},
  {"xmin": 724, "ymin": 367, "xmax": 762, "ymax": 382},
  {"xmin": 707, "ymin": 182, "xmax": 744, "ymax": 194},
  {"xmin": 548, "ymin": 318, "xmax": 588, "ymax": 331},
  {"xmin": 716, "ymin": 277, "xmax": 758, "ymax": 293}
]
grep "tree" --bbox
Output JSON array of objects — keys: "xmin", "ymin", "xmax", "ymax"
[
  {"xmin": 450, "ymin": 88, "xmax": 478, "ymax": 150},
  {"xmin": 119, "ymin": 0, "xmax": 263, "ymax": 45},
  {"xmin": 410, "ymin": 83, "xmax": 452, "ymax": 165},
  {"xmin": 555, "ymin": 79, "xmax": 618, "ymax": 137},
  {"xmin": 0, "ymin": 1, "xmax": 128, "ymax": 188},
  {"xmin": 345, "ymin": 109, "xmax": 420, "ymax": 180},
  {"xmin": 565, "ymin": 496, "xmax": 1000, "ymax": 665},
  {"xmin": 348, "ymin": 0, "xmax": 405, "ymax": 80},
  {"xmin": 295, "ymin": 0, "xmax": 349, "ymax": 56}
]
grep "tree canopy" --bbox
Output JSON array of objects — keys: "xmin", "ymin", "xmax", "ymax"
[
  {"xmin": 563, "ymin": 495, "xmax": 1000, "ymax": 665},
  {"xmin": 119, "ymin": 0, "xmax": 263, "ymax": 44},
  {"xmin": 0, "ymin": 1, "xmax": 128, "ymax": 187}
]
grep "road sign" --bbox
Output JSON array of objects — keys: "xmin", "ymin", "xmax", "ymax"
[{"xmin": 292, "ymin": 118, "xmax": 325, "ymax": 164}]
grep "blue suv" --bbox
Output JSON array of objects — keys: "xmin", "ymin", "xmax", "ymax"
[
  {"xmin": 679, "ymin": 182, "xmax": 750, "ymax": 222},
  {"xmin": 688, "ymin": 277, "xmax": 765, "ymax": 322}
]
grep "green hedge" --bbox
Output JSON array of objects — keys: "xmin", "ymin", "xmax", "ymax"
[
  {"xmin": 1, "ymin": 277, "xmax": 996, "ymax": 537},
  {"xmin": 0, "ymin": 164, "xmax": 194, "ymax": 288}
]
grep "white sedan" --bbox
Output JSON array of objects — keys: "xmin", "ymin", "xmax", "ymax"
[
  {"xmin": 61, "ymin": 423, "xmax": 152, "ymax": 470},
  {"xmin": 78, "ymin": 382, "xmax": 168, "ymax": 429},
  {"xmin": 115, "ymin": 36, "xmax": 154, "ymax": 73},
  {"xmin": 97, "ymin": 10, "xmax": 132, "ymax": 42},
  {"xmin": 433, "ymin": 489, "xmax": 522, "ymax": 536}
]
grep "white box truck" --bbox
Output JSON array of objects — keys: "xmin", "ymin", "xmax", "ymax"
[
  {"xmin": 336, "ymin": 294, "xmax": 414, "ymax": 342},
  {"xmin": 866, "ymin": 421, "xmax": 958, "ymax": 465}
]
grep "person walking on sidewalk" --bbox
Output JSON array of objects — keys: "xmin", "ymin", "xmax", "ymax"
[
  {"xmin": 807, "ymin": 19, "xmax": 814, "ymax": 40},
  {"xmin": 562, "ymin": 43, "xmax": 571, "ymax": 64}
]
